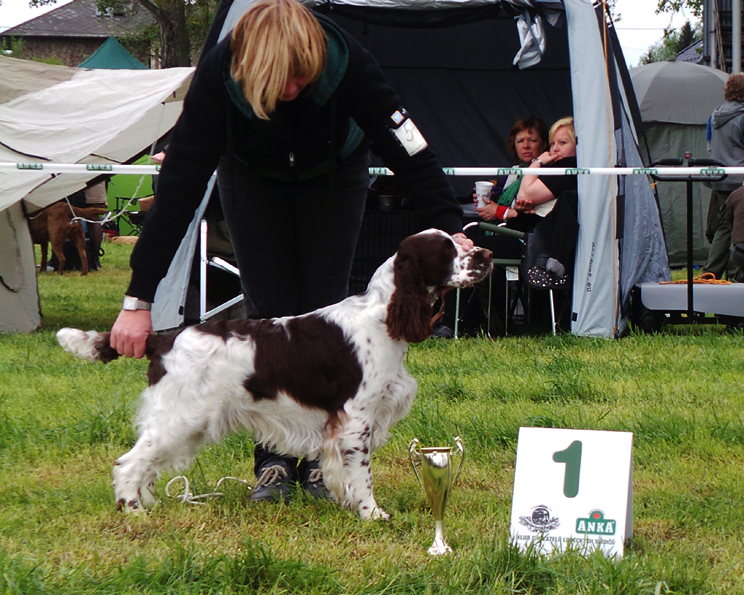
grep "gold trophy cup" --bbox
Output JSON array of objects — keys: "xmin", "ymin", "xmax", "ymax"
[{"xmin": 409, "ymin": 436, "xmax": 465, "ymax": 555}]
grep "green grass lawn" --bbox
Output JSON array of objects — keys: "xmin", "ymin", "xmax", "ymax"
[{"xmin": 1, "ymin": 243, "xmax": 743, "ymax": 594}]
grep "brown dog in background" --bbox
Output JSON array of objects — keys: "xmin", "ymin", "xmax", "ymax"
[{"xmin": 28, "ymin": 201, "xmax": 109, "ymax": 276}]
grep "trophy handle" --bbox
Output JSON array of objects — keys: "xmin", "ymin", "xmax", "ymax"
[
  {"xmin": 408, "ymin": 438, "xmax": 423, "ymax": 488},
  {"xmin": 451, "ymin": 436, "xmax": 465, "ymax": 484}
]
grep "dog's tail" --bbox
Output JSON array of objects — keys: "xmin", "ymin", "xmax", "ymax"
[
  {"xmin": 57, "ymin": 328, "xmax": 120, "ymax": 363},
  {"xmin": 70, "ymin": 206, "xmax": 110, "ymax": 219}
]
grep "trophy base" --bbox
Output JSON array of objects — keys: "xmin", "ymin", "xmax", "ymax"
[
  {"xmin": 428, "ymin": 522, "xmax": 452, "ymax": 555},
  {"xmin": 428, "ymin": 536, "xmax": 453, "ymax": 556}
]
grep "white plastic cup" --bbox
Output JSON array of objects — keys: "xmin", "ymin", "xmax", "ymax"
[{"xmin": 475, "ymin": 181, "xmax": 494, "ymax": 208}]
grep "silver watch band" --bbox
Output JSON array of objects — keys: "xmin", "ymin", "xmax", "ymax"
[{"xmin": 122, "ymin": 296, "xmax": 151, "ymax": 311}]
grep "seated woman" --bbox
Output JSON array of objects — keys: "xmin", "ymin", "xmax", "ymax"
[
  {"xmin": 475, "ymin": 116, "xmax": 548, "ymax": 224},
  {"xmin": 476, "ymin": 116, "xmax": 577, "ymax": 254},
  {"xmin": 434, "ymin": 117, "xmax": 577, "ymax": 336}
]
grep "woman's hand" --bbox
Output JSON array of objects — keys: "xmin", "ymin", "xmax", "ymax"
[
  {"xmin": 110, "ymin": 308, "xmax": 153, "ymax": 359},
  {"xmin": 477, "ymin": 203, "xmax": 514, "ymax": 221},
  {"xmin": 476, "ymin": 201, "xmax": 498, "ymax": 221},
  {"xmin": 452, "ymin": 232, "xmax": 474, "ymax": 251},
  {"xmin": 529, "ymin": 151, "xmax": 559, "ymax": 167},
  {"xmin": 150, "ymin": 151, "xmax": 166, "ymax": 165},
  {"xmin": 514, "ymin": 198, "xmax": 535, "ymax": 214}
]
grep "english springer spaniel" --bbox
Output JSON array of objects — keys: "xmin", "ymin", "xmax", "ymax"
[{"xmin": 57, "ymin": 229, "xmax": 492, "ymax": 519}]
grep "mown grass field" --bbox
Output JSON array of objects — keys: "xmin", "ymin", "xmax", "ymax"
[{"xmin": 1, "ymin": 242, "xmax": 743, "ymax": 594}]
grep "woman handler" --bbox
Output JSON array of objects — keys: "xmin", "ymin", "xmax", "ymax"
[{"xmin": 110, "ymin": 0, "xmax": 471, "ymax": 502}]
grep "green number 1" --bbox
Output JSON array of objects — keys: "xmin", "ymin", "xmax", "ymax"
[{"xmin": 552, "ymin": 440, "xmax": 582, "ymax": 498}]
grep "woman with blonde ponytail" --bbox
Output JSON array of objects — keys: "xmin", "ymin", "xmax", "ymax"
[{"xmin": 111, "ymin": 0, "xmax": 472, "ymax": 503}]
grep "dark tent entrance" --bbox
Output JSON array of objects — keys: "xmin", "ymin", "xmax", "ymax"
[
  {"xmin": 319, "ymin": 6, "xmax": 574, "ymax": 198},
  {"xmin": 316, "ymin": 5, "xmax": 576, "ymax": 296}
]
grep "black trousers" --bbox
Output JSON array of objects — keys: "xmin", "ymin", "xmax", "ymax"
[
  {"xmin": 217, "ymin": 153, "xmax": 370, "ymax": 318},
  {"xmin": 217, "ymin": 153, "xmax": 371, "ymax": 478}
]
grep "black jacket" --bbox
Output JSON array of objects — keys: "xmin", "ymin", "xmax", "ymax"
[{"xmin": 128, "ymin": 14, "xmax": 462, "ymax": 301}]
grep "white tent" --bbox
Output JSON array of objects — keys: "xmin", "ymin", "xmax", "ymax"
[{"xmin": 0, "ymin": 56, "xmax": 193, "ymax": 333}]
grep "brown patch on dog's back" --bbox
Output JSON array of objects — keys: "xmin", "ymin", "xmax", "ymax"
[{"xmin": 197, "ymin": 316, "xmax": 363, "ymax": 412}]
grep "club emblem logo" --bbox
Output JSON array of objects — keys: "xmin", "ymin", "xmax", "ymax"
[{"xmin": 519, "ymin": 505, "xmax": 560, "ymax": 533}]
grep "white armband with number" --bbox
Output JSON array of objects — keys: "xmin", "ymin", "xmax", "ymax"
[{"xmin": 389, "ymin": 109, "xmax": 428, "ymax": 156}]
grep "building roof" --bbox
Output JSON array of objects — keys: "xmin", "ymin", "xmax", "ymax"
[
  {"xmin": 1, "ymin": 0, "xmax": 154, "ymax": 39},
  {"xmin": 676, "ymin": 40, "xmax": 704, "ymax": 65}
]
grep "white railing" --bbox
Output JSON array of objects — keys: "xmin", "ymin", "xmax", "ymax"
[{"xmin": 3, "ymin": 162, "xmax": 744, "ymax": 177}]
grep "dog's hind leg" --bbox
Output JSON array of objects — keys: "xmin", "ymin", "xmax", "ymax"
[
  {"xmin": 69, "ymin": 226, "xmax": 89, "ymax": 275},
  {"xmin": 113, "ymin": 387, "xmax": 206, "ymax": 511},
  {"xmin": 50, "ymin": 238, "xmax": 67, "ymax": 275},
  {"xmin": 322, "ymin": 418, "xmax": 389, "ymax": 520},
  {"xmin": 113, "ymin": 427, "xmax": 205, "ymax": 512}
]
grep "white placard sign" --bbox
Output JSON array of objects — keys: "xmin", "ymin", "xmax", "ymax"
[{"xmin": 509, "ymin": 427, "xmax": 633, "ymax": 557}]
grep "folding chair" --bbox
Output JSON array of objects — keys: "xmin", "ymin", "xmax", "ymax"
[
  {"xmin": 453, "ymin": 221, "xmax": 560, "ymax": 337},
  {"xmin": 114, "ymin": 195, "xmax": 151, "ymax": 236},
  {"xmin": 198, "ymin": 219, "xmax": 244, "ymax": 321}
]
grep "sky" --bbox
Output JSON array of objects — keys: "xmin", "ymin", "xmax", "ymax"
[
  {"xmin": 0, "ymin": 0, "xmax": 699, "ymax": 68},
  {"xmin": 614, "ymin": 0, "xmax": 700, "ymax": 67},
  {"xmin": 0, "ymin": 0, "xmax": 74, "ymax": 33}
]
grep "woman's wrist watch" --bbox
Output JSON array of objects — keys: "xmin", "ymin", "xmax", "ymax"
[
  {"xmin": 531, "ymin": 157, "xmax": 542, "ymax": 166},
  {"xmin": 122, "ymin": 296, "xmax": 151, "ymax": 311}
]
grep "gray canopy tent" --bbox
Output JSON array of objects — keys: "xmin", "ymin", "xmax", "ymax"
[
  {"xmin": 629, "ymin": 60, "xmax": 729, "ymax": 267},
  {"xmin": 155, "ymin": 0, "xmax": 668, "ymax": 338}
]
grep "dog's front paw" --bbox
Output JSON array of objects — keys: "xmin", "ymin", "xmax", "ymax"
[
  {"xmin": 359, "ymin": 505, "xmax": 391, "ymax": 521},
  {"xmin": 116, "ymin": 497, "xmax": 146, "ymax": 514}
]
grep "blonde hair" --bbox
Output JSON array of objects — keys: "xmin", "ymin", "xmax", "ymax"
[
  {"xmin": 231, "ymin": 0, "xmax": 327, "ymax": 120},
  {"xmin": 549, "ymin": 116, "xmax": 575, "ymax": 144}
]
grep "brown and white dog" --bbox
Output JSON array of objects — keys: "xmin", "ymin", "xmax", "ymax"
[
  {"xmin": 57, "ymin": 229, "xmax": 492, "ymax": 519},
  {"xmin": 28, "ymin": 201, "xmax": 108, "ymax": 276}
]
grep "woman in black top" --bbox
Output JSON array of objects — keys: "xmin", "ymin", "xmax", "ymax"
[
  {"xmin": 110, "ymin": 0, "xmax": 472, "ymax": 502},
  {"xmin": 482, "ymin": 116, "xmax": 577, "ymax": 252}
]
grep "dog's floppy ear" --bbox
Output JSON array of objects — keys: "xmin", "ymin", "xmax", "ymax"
[{"xmin": 386, "ymin": 247, "xmax": 434, "ymax": 343}]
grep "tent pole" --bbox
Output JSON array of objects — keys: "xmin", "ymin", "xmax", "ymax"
[{"xmin": 734, "ymin": 0, "xmax": 742, "ymax": 73}]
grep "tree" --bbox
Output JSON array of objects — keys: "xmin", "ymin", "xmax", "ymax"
[
  {"xmin": 136, "ymin": 0, "xmax": 190, "ymax": 67},
  {"xmin": 640, "ymin": 20, "xmax": 703, "ymax": 64},
  {"xmin": 29, "ymin": 0, "xmax": 218, "ymax": 67},
  {"xmin": 656, "ymin": 0, "xmax": 703, "ymax": 19}
]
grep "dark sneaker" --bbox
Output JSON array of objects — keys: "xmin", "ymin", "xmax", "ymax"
[
  {"xmin": 431, "ymin": 324, "xmax": 454, "ymax": 338},
  {"xmin": 250, "ymin": 462, "xmax": 293, "ymax": 503},
  {"xmin": 301, "ymin": 467, "xmax": 331, "ymax": 499}
]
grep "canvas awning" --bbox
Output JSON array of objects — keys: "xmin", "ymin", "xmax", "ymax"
[
  {"xmin": 0, "ymin": 55, "xmax": 193, "ymax": 333},
  {"xmin": 0, "ymin": 56, "xmax": 193, "ymax": 213}
]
